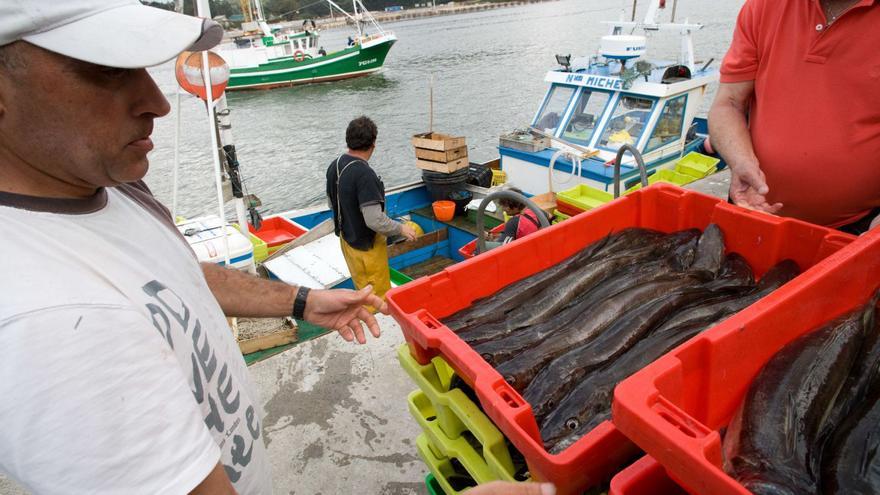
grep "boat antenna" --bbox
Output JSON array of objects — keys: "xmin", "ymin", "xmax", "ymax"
[
  {"xmin": 171, "ymin": 0, "xmax": 184, "ymax": 221},
  {"xmin": 631, "ymin": 0, "xmax": 638, "ymax": 21},
  {"xmin": 671, "ymin": 0, "xmax": 678, "ymax": 22}
]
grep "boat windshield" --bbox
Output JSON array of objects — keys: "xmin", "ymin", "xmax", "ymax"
[
  {"xmin": 645, "ymin": 94, "xmax": 688, "ymax": 152},
  {"xmin": 597, "ymin": 95, "xmax": 655, "ymax": 150},
  {"xmin": 533, "ymin": 85, "xmax": 575, "ymax": 134},
  {"xmin": 561, "ymin": 89, "xmax": 611, "ymax": 146}
]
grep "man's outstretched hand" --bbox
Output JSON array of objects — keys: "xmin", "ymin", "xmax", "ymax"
[
  {"xmin": 303, "ymin": 285, "xmax": 387, "ymax": 344},
  {"xmin": 729, "ymin": 163, "xmax": 783, "ymax": 215}
]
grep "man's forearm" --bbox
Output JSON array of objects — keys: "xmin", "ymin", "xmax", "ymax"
[
  {"xmin": 201, "ymin": 262, "xmax": 296, "ymax": 318},
  {"xmin": 708, "ymin": 89, "xmax": 759, "ymax": 172},
  {"xmin": 361, "ymin": 203, "xmax": 401, "ymax": 236}
]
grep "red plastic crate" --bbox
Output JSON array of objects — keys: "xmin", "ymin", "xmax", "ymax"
[
  {"xmin": 458, "ymin": 225, "xmax": 505, "ymax": 260},
  {"xmin": 247, "ymin": 216, "xmax": 306, "ymax": 250},
  {"xmin": 385, "ymin": 184, "xmax": 853, "ymax": 494},
  {"xmin": 554, "ymin": 198, "xmax": 586, "ymax": 217},
  {"xmin": 609, "ymin": 456, "xmax": 687, "ymax": 495},
  {"xmin": 611, "ymin": 228, "xmax": 880, "ymax": 495}
]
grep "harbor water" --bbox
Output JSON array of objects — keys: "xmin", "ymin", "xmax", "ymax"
[{"xmin": 146, "ymin": 0, "xmax": 745, "ymax": 218}]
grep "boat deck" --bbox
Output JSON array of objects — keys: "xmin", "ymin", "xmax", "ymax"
[{"xmin": 400, "ymin": 255, "xmax": 458, "ymax": 280}]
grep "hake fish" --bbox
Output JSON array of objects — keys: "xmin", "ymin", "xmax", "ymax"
[
  {"xmin": 722, "ymin": 305, "xmax": 871, "ymax": 494},
  {"xmin": 540, "ymin": 315, "xmax": 718, "ymax": 453},
  {"xmin": 496, "ymin": 274, "xmax": 702, "ymax": 391}
]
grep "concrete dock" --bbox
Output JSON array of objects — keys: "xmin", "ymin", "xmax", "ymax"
[{"xmin": 0, "ymin": 171, "xmax": 735, "ymax": 495}]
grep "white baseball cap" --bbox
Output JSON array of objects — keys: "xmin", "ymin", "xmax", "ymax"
[{"xmin": 0, "ymin": 0, "xmax": 224, "ymax": 68}]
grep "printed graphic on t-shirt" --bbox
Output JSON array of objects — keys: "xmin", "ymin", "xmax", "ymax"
[{"xmin": 143, "ymin": 279, "xmax": 261, "ymax": 483}]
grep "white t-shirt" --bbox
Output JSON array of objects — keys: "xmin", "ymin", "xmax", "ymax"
[{"xmin": 0, "ymin": 183, "xmax": 271, "ymax": 495}]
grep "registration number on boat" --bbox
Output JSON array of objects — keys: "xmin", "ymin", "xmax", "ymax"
[{"xmin": 359, "ymin": 58, "xmax": 377, "ymax": 66}]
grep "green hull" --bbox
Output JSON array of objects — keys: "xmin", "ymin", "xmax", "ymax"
[{"xmin": 227, "ymin": 39, "xmax": 396, "ymax": 90}]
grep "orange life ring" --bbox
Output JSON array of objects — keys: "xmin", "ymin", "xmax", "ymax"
[{"xmin": 293, "ymin": 50, "xmax": 305, "ymax": 62}]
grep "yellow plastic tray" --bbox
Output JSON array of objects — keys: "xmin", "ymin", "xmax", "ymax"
[
  {"xmin": 625, "ymin": 169, "xmax": 697, "ymax": 193},
  {"xmin": 556, "ymin": 184, "xmax": 614, "ymax": 211},
  {"xmin": 674, "ymin": 151, "xmax": 720, "ymax": 179}
]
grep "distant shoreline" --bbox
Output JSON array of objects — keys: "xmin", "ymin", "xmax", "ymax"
[{"xmin": 224, "ymin": 0, "xmax": 558, "ymax": 37}]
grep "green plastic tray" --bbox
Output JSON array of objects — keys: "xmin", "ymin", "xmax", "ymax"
[
  {"xmin": 674, "ymin": 151, "xmax": 720, "ymax": 179},
  {"xmin": 557, "ymin": 184, "xmax": 614, "ymax": 212}
]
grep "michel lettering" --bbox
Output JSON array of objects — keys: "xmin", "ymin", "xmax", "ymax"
[{"xmin": 143, "ymin": 280, "xmax": 261, "ymax": 484}]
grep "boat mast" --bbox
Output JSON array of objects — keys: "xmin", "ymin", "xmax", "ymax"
[
  {"xmin": 194, "ymin": 0, "xmax": 256, "ymax": 273},
  {"xmin": 605, "ymin": 0, "xmax": 700, "ymax": 71},
  {"xmin": 353, "ymin": 0, "xmax": 363, "ymax": 39}
]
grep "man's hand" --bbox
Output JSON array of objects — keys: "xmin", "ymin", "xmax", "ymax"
[
  {"xmin": 467, "ymin": 481, "xmax": 555, "ymax": 495},
  {"xmin": 708, "ymin": 81, "xmax": 782, "ymax": 215},
  {"xmin": 304, "ymin": 285, "xmax": 387, "ymax": 344},
  {"xmin": 729, "ymin": 162, "xmax": 783, "ymax": 214},
  {"xmin": 400, "ymin": 222, "xmax": 418, "ymax": 241}
]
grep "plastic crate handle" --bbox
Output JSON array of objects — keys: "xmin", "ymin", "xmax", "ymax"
[{"xmin": 650, "ymin": 396, "xmax": 723, "ymax": 466}]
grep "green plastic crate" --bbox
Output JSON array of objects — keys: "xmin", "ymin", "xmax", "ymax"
[
  {"xmin": 552, "ymin": 209, "xmax": 571, "ymax": 224},
  {"xmin": 425, "ymin": 473, "xmax": 445, "ymax": 495},
  {"xmin": 557, "ymin": 184, "xmax": 614, "ymax": 212},
  {"xmin": 673, "ymin": 151, "xmax": 720, "ymax": 179},
  {"xmin": 417, "ymin": 434, "xmax": 479, "ymax": 494},
  {"xmin": 398, "ymin": 345, "xmax": 521, "ymax": 484}
]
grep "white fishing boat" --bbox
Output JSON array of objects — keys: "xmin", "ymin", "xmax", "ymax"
[{"xmin": 499, "ymin": 0, "xmax": 719, "ymax": 195}]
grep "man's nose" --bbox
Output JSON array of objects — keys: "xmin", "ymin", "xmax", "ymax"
[{"xmin": 131, "ymin": 68, "xmax": 171, "ymax": 118}]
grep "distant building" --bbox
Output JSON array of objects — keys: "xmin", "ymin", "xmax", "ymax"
[{"xmin": 384, "ymin": 5, "xmax": 404, "ymax": 11}]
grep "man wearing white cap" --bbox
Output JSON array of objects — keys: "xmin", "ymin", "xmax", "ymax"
[
  {"xmin": 0, "ymin": 2, "xmax": 388, "ymax": 493},
  {"xmin": 0, "ymin": 2, "xmax": 559, "ymax": 494}
]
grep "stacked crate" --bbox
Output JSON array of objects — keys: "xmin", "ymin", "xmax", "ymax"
[
  {"xmin": 386, "ymin": 184, "xmax": 857, "ymax": 495},
  {"xmin": 412, "ymin": 132, "xmax": 469, "ymax": 173},
  {"xmin": 397, "ymin": 345, "xmax": 526, "ymax": 494}
]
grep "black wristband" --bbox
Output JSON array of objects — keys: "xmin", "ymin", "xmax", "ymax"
[{"xmin": 292, "ymin": 286, "xmax": 310, "ymax": 320}]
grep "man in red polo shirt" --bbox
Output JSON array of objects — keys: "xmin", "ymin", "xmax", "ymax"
[{"xmin": 709, "ymin": 0, "xmax": 880, "ymax": 233}]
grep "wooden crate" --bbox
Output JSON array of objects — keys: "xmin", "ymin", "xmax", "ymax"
[
  {"xmin": 499, "ymin": 132, "xmax": 550, "ymax": 152},
  {"xmin": 411, "ymin": 132, "xmax": 466, "ymax": 152},
  {"xmin": 415, "ymin": 145, "xmax": 468, "ymax": 163},
  {"xmin": 238, "ymin": 327, "xmax": 296, "ymax": 355},
  {"xmin": 416, "ymin": 156, "xmax": 469, "ymax": 173}
]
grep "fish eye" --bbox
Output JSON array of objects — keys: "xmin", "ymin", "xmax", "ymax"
[
  {"xmin": 565, "ymin": 418, "xmax": 579, "ymax": 430},
  {"xmin": 504, "ymin": 375, "xmax": 516, "ymax": 386}
]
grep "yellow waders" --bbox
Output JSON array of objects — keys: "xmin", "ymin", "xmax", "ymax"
[{"xmin": 340, "ymin": 233, "xmax": 391, "ymax": 302}]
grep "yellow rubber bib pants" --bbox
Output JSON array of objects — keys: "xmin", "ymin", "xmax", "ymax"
[{"xmin": 340, "ymin": 233, "xmax": 391, "ymax": 300}]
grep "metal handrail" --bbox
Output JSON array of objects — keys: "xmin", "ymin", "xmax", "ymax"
[
  {"xmin": 612, "ymin": 144, "xmax": 649, "ymax": 198},
  {"xmin": 475, "ymin": 189, "xmax": 551, "ymax": 255}
]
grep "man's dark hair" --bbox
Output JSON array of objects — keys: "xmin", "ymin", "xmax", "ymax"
[
  {"xmin": 498, "ymin": 187, "xmax": 526, "ymax": 209},
  {"xmin": 346, "ymin": 116, "xmax": 378, "ymax": 151}
]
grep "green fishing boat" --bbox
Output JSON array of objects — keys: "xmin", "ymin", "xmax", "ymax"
[{"xmin": 217, "ymin": 0, "xmax": 396, "ymax": 90}]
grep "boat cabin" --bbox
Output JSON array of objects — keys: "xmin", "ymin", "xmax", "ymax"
[{"xmin": 500, "ymin": 6, "xmax": 719, "ymax": 195}]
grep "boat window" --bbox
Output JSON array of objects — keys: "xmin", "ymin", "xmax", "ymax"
[
  {"xmin": 293, "ymin": 39, "xmax": 300, "ymax": 49},
  {"xmin": 646, "ymin": 94, "xmax": 688, "ymax": 152},
  {"xmin": 533, "ymin": 85, "xmax": 576, "ymax": 134},
  {"xmin": 561, "ymin": 90, "xmax": 611, "ymax": 146},
  {"xmin": 597, "ymin": 95, "xmax": 656, "ymax": 150}
]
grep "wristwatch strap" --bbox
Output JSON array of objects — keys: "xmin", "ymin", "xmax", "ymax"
[{"xmin": 292, "ymin": 286, "xmax": 311, "ymax": 320}]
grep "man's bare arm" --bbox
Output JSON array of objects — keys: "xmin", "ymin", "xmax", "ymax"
[
  {"xmin": 188, "ymin": 462, "xmax": 236, "ymax": 495},
  {"xmin": 201, "ymin": 262, "xmax": 296, "ymax": 317},
  {"xmin": 200, "ymin": 263, "xmax": 386, "ymax": 344},
  {"xmin": 708, "ymin": 81, "xmax": 782, "ymax": 213}
]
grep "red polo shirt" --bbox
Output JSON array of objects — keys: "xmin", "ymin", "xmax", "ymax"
[{"xmin": 721, "ymin": 0, "xmax": 880, "ymax": 227}]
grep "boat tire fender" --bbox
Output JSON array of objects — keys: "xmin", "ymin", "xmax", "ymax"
[{"xmin": 294, "ymin": 50, "xmax": 306, "ymax": 62}]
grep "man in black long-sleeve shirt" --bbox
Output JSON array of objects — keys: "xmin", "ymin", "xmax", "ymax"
[{"xmin": 326, "ymin": 116, "xmax": 416, "ymax": 300}]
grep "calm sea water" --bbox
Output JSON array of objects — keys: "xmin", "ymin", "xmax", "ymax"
[{"xmin": 145, "ymin": 0, "xmax": 746, "ymax": 218}]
